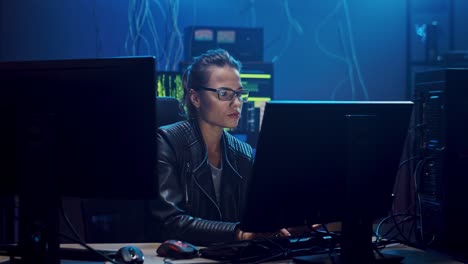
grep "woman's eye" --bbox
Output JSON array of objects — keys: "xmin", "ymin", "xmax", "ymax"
[{"xmin": 219, "ymin": 90, "xmax": 228, "ymax": 97}]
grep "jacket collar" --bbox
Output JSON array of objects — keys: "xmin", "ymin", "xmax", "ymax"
[{"xmin": 188, "ymin": 119, "xmax": 243, "ymax": 204}]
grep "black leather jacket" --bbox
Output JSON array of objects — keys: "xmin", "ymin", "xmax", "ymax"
[{"xmin": 152, "ymin": 119, "xmax": 254, "ymax": 245}]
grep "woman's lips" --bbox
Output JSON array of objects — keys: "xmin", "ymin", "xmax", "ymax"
[{"xmin": 228, "ymin": 112, "xmax": 240, "ymax": 118}]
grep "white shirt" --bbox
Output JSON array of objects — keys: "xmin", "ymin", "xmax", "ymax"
[{"xmin": 209, "ymin": 161, "xmax": 223, "ymax": 205}]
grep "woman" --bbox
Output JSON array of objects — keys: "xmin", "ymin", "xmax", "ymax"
[{"xmin": 153, "ymin": 49, "xmax": 289, "ymax": 245}]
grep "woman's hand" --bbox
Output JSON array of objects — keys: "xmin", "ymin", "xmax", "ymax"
[
  {"xmin": 286, "ymin": 224, "xmax": 323, "ymax": 236},
  {"xmin": 236, "ymin": 228, "xmax": 291, "ymax": 240}
]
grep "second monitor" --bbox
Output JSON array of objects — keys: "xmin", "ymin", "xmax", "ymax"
[{"xmin": 241, "ymin": 101, "xmax": 413, "ymax": 262}]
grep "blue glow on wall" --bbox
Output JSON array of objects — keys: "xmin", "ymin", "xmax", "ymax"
[{"xmin": 2, "ymin": 0, "xmax": 467, "ymax": 101}]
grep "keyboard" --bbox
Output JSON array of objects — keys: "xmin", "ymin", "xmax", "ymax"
[
  {"xmin": 200, "ymin": 233, "xmax": 337, "ymax": 263},
  {"xmin": 200, "ymin": 233, "xmax": 404, "ymax": 264}
]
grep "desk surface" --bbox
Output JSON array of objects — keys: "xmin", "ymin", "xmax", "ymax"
[{"xmin": 0, "ymin": 243, "xmax": 464, "ymax": 264}]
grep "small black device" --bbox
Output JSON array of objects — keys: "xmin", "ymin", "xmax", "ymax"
[
  {"xmin": 241, "ymin": 101, "xmax": 413, "ymax": 263},
  {"xmin": 115, "ymin": 246, "xmax": 145, "ymax": 264},
  {"xmin": 413, "ymin": 69, "xmax": 468, "ymax": 260},
  {"xmin": 156, "ymin": 240, "xmax": 199, "ymax": 259}
]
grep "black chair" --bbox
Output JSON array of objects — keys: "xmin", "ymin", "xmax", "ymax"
[{"xmin": 156, "ymin": 96, "xmax": 186, "ymax": 127}]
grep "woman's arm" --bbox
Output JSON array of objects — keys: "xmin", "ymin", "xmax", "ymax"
[{"xmin": 152, "ymin": 132, "xmax": 239, "ymax": 246}]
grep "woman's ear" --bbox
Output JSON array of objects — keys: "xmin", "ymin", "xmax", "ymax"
[{"xmin": 189, "ymin": 89, "xmax": 201, "ymax": 110}]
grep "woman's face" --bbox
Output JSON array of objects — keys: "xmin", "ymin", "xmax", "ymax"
[{"xmin": 190, "ymin": 65, "xmax": 243, "ymax": 130}]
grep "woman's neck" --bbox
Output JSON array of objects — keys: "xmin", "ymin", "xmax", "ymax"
[{"xmin": 198, "ymin": 120, "xmax": 223, "ymax": 167}]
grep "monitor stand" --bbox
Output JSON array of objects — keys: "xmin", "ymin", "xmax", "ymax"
[
  {"xmin": 0, "ymin": 194, "xmax": 61, "ymax": 264},
  {"xmin": 0, "ymin": 195, "xmax": 115, "ymax": 264},
  {"xmin": 0, "ymin": 113, "xmax": 115, "ymax": 264}
]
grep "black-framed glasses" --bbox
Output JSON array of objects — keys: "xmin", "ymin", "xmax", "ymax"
[{"xmin": 195, "ymin": 86, "xmax": 250, "ymax": 102}]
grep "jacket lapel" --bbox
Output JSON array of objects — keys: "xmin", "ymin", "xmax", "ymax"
[
  {"xmin": 188, "ymin": 119, "xmax": 219, "ymax": 208},
  {"xmin": 192, "ymin": 154, "xmax": 218, "ymax": 206},
  {"xmin": 188, "ymin": 120, "xmax": 244, "ymax": 219}
]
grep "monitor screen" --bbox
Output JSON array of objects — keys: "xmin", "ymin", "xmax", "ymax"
[
  {"xmin": 241, "ymin": 101, "xmax": 413, "ymax": 232},
  {"xmin": 156, "ymin": 71, "xmax": 184, "ymax": 101},
  {"xmin": 0, "ymin": 56, "xmax": 158, "ymax": 200},
  {"xmin": 240, "ymin": 62, "xmax": 273, "ymax": 99}
]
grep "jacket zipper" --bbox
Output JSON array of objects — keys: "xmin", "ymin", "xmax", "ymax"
[{"xmin": 185, "ymin": 162, "xmax": 191, "ymax": 211}]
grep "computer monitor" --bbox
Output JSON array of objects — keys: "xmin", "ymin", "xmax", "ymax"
[
  {"xmin": 234, "ymin": 63, "xmax": 274, "ymax": 146},
  {"xmin": 239, "ymin": 62, "xmax": 273, "ymax": 140},
  {"xmin": 241, "ymin": 101, "xmax": 413, "ymax": 263},
  {"xmin": 156, "ymin": 70, "xmax": 184, "ymax": 100},
  {"xmin": 240, "ymin": 62, "xmax": 273, "ymax": 99},
  {"xmin": 0, "ymin": 56, "xmax": 157, "ymax": 263}
]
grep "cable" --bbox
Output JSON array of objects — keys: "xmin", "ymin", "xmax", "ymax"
[
  {"xmin": 331, "ymin": 76, "xmax": 349, "ymax": 100},
  {"xmin": 59, "ymin": 232, "xmax": 121, "ymax": 264},
  {"xmin": 162, "ymin": 0, "xmax": 183, "ymax": 70},
  {"xmin": 272, "ymin": 0, "xmax": 303, "ymax": 63},
  {"xmin": 390, "ymin": 214, "xmax": 421, "ymax": 247},
  {"xmin": 391, "ymin": 122, "xmax": 420, "ymax": 211},
  {"xmin": 314, "ymin": 1, "xmax": 347, "ymax": 63},
  {"xmin": 124, "ymin": 0, "xmax": 134, "ymax": 55},
  {"xmin": 341, "ymin": 0, "xmax": 369, "ymax": 100},
  {"xmin": 375, "ymin": 213, "xmax": 408, "ymax": 239},
  {"xmin": 412, "ymin": 156, "xmax": 437, "ymax": 246},
  {"xmin": 125, "ymin": 0, "xmax": 181, "ymax": 68},
  {"xmin": 315, "ymin": 0, "xmax": 366, "ymax": 100},
  {"xmin": 398, "ymin": 155, "xmax": 422, "ymax": 170},
  {"xmin": 125, "ymin": 0, "xmax": 152, "ymax": 56},
  {"xmin": 312, "ymin": 223, "xmax": 340, "ymax": 261},
  {"xmin": 147, "ymin": 1, "xmax": 169, "ymax": 63},
  {"xmin": 170, "ymin": 0, "xmax": 184, "ymax": 70},
  {"xmin": 271, "ymin": 25, "xmax": 293, "ymax": 63},
  {"xmin": 134, "ymin": 0, "xmax": 148, "ymax": 55},
  {"xmin": 10, "ymin": 199, "xmax": 120, "ymax": 263},
  {"xmin": 375, "ymin": 213, "xmax": 417, "ymax": 246},
  {"xmin": 338, "ymin": 19, "xmax": 356, "ymax": 100},
  {"xmin": 58, "ymin": 199, "xmax": 128, "ymax": 263},
  {"xmin": 125, "ymin": 0, "xmax": 138, "ymax": 55},
  {"xmin": 142, "ymin": 0, "xmax": 158, "ymax": 56}
]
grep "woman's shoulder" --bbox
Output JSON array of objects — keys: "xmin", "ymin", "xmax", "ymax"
[
  {"xmin": 159, "ymin": 119, "xmax": 191, "ymax": 132},
  {"xmin": 223, "ymin": 132, "xmax": 253, "ymax": 160},
  {"xmin": 158, "ymin": 120, "xmax": 197, "ymax": 144}
]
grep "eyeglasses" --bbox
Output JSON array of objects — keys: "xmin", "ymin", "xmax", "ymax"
[{"xmin": 195, "ymin": 86, "xmax": 249, "ymax": 102}]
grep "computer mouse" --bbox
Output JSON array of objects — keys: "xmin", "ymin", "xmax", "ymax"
[
  {"xmin": 156, "ymin": 239, "xmax": 199, "ymax": 259},
  {"xmin": 114, "ymin": 245, "xmax": 144, "ymax": 264}
]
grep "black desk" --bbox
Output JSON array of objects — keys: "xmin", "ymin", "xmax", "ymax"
[{"xmin": 0, "ymin": 243, "xmax": 464, "ymax": 264}]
